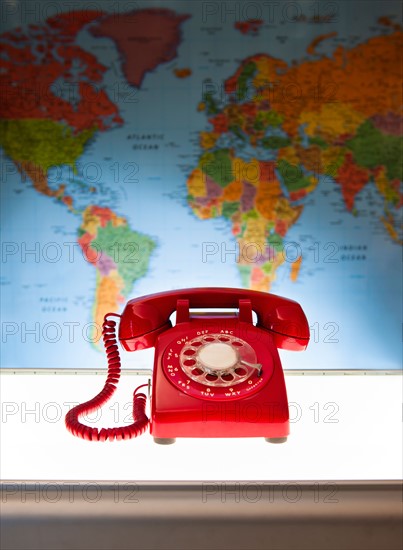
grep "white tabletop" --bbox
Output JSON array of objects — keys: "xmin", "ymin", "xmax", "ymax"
[{"xmin": 1, "ymin": 371, "xmax": 401, "ymax": 481}]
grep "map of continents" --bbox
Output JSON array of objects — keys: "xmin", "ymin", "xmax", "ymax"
[
  {"xmin": 0, "ymin": 6, "xmax": 402, "ymax": 365},
  {"xmin": 0, "ymin": 8, "xmax": 189, "ymax": 343},
  {"xmin": 187, "ymin": 19, "xmax": 402, "ymax": 291}
]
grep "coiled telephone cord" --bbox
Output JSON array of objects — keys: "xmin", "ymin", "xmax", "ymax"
[{"xmin": 65, "ymin": 314, "xmax": 149, "ymax": 441}]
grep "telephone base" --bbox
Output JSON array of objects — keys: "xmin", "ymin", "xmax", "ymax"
[
  {"xmin": 153, "ymin": 437, "xmax": 176, "ymax": 445},
  {"xmin": 265, "ymin": 437, "xmax": 288, "ymax": 444}
]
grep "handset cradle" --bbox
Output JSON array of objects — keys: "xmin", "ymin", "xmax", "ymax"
[{"xmin": 65, "ymin": 287, "xmax": 309, "ymax": 443}]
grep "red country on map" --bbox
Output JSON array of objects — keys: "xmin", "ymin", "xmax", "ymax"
[
  {"xmin": 90, "ymin": 8, "xmax": 190, "ymax": 88},
  {"xmin": 0, "ymin": 10, "xmax": 123, "ymax": 131}
]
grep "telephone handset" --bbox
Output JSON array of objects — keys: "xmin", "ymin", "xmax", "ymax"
[{"xmin": 65, "ymin": 288, "xmax": 309, "ymax": 443}]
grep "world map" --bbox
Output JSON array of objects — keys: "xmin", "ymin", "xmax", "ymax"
[{"xmin": 1, "ymin": 1, "xmax": 401, "ymax": 370}]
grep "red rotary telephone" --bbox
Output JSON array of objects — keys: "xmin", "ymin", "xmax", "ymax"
[{"xmin": 65, "ymin": 288, "xmax": 309, "ymax": 443}]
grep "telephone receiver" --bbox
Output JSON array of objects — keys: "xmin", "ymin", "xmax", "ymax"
[
  {"xmin": 119, "ymin": 287, "xmax": 309, "ymax": 352},
  {"xmin": 65, "ymin": 288, "xmax": 309, "ymax": 443}
]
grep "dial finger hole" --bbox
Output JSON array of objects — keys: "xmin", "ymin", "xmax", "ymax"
[
  {"xmin": 235, "ymin": 367, "xmax": 247, "ymax": 376},
  {"xmin": 184, "ymin": 359, "xmax": 196, "ymax": 367},
  {"xmin": 183, "ymin": 349, "xmax": 195, "ymax": 356},
  {"xmin": 218, "ymin": 336, "xmax": 230, "ymax": 342},
  {"xmin": 205, "ymin": 373, "xmax": 218, "ymax": 382},
  {"xmin": 191, "ymin": 368, "xmax": 203, "ymax": 376},
  {"xmin": 203, "ymin": 337, "xmax": 215, "ymax": 342},
  {"xmin": 221, "ymin": 373, "xmax": 234, "ymax": 382},
  {"xmin": 192, "ymin": 341, "xmax": 203, "ymax": 347},
  {"xmin": 232, "ymin": 341, "xmax": 243, "ymax": 347}
]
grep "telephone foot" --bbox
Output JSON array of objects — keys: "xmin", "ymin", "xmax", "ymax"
[
  {"xmin": 153, "ymin": 437, "xmax": 176, "ymax": 445},
  {"xmin": 265, "ymin": 437, "xmax": 287, "ymax": 444}
]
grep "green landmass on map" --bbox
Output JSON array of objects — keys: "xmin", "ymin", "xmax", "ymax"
[
  {"xmin": 94, "ymin": 222, "xmax": 156, "ymax": 295},
  {"xmin": 0, "ymin": 119, "xmax": 96, "ymax": 172},
  {"xmin": 346, "ymin": 120, "xmax": 403, "ymax": 181}
]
